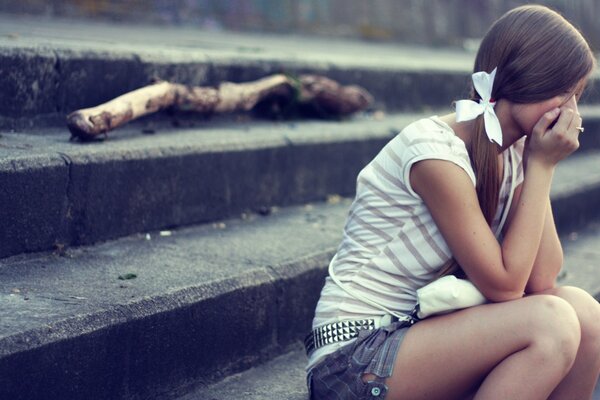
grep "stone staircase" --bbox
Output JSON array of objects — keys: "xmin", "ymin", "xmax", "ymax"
[{"xmin": 1, "ymin": 15, "xmax": 599, "ymax": 400}]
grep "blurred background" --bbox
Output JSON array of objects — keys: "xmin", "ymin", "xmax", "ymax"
[{"xmin": 1, "ymin": 0, "xmax": 599, "ymax": 49}]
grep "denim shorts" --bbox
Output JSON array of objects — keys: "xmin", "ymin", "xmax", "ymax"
[{"xmin": 307, "ymin": 320, "xmax": 412, "ymax": 400}]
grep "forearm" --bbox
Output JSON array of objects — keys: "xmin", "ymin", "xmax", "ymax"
[
  {"xmin": 525, "ymin": 200, "xmax": 563, "ymax": 293},
  {"xmin": 500, "ymin": 158, "xmax": 555, "ymax": 293}
]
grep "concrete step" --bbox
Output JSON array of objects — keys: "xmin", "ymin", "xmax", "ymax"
[
  {"xmin": 0, "ymin": 112, "xmax": 418, "ymax": 259},
  {"xmin": 1, "ymin": 181, "xmax": 599, "ymax": 399},
  {"xmin": 0, "ymin": 14, "xmax": 471, "ymax": 130},
  {"xmin": 1, "ymin": 14, "xmax": 600, "ymax": 130},
  {"xmin": 0, "ymin": 200, "xmax": 350, "ymax": 400},
  {"xmin": 549, "ymin": 148, "xmax": 600, "ymax": 234},
  {"xmin": 2, "ymin": 110, "xmax": 600, "ymax": 260},
  {"xmin": 179, "ymin": 344, "xmax": 309, "ymax": 400}
]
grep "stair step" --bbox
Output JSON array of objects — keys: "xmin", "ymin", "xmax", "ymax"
[
  {"xmin": 1, "ymin": 14, "xmax": 600, "ymax": 130},
  {"xmin": 2, "ymin": 112, "xmax": 600, "ymax": 260},
  {"xmin": 179, "ymin": 344, "xmax": 309, "ymax": 400},
  {"xmin": 0, "ymin": 13, "xmax": 471, "ymax": 130},
  {"xmin": 551, "ymin": 150, "xmax": 600, "ymax": 234},
  {"xmin": 1, "ymin": 176, "xmax": 599, "ymax": 399},
  {"xmin": 0, "ymin": 112, "xmax": 422, "ymax": 259},
  {"xmin": 560, "ymin": 220, "xmax": 600, "ymax": 301},
  {"xmin": 0, "ymin": 200, "xmax": 350, "ymax": 400}
]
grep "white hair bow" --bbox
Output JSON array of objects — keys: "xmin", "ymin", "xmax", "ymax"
[{"xmin": 455, "ymin": 67, "xmax": 503, "ymax": 146}]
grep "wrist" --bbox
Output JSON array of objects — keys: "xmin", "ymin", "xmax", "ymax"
[
  {"xmin": 523, "ymin": 159, "xmax": 554, "ymax": 193},
  {"xmin": 526, "ymin": 154, "xmax": 557, "ymax": 173}
]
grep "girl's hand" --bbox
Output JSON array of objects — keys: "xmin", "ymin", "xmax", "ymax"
[{"xmin": 528, "ymin": 102, "xmax": 582, "ymax": 167}]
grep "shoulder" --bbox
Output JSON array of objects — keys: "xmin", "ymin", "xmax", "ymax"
[
  {"xmin": 357, "ymin": 116, "xmax": 476, "ymax": 199},
  {"xmin": 393, "ymin": 117, "xmax": 470, "ymax": 162},
  {"xmin": 397, "ymin": 116, "xmax": 459, "ymax": 143},
  {"xmin": 390, "ymin": 117, "xmax": 476, "ymax": 195}
]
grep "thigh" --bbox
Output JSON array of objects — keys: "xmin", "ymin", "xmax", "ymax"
[{"xmin": 384, "ymin": 294, "xmax": 577, "ymax": 400}]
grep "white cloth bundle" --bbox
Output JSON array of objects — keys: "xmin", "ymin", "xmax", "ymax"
[{"xmin": 416, "ymin": 275, "xmax": 487, "ymax": 319}]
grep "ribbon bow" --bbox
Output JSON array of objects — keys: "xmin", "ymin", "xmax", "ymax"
[{"xmin": 455, "ymin": 67, "xmax": 503, "ymax": 146}]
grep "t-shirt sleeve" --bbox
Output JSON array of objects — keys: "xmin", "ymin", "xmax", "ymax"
[{"xmin": 397, "ymin": 130, "xmax": 476, "ymax": 199}]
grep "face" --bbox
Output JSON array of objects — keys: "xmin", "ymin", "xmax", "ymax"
[
  {"xmin": 510, "ymin": 92, "xmax": 580, "ymax": 136},
  {"xmin": 508, "ymin": 75, "xmax": 587, "ymax": 136}
]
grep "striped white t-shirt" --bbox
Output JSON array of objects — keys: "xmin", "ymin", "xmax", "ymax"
[{"xmin": 307, "ymin": 116, "xmax": 525, "ymax": 370}]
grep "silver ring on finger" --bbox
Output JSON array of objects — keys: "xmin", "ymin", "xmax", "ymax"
[{"xmin": 576, "ymin": 126, "xmax": 585, "ymax": 133}]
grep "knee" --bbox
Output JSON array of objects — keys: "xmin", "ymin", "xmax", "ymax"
[
  {"xmin": 556, "ymin": 286, "xmax": 600, "ymax": 353},
  {"xmin": 527, "ymin": 295, "xmax": 581, "ymax": 368}
]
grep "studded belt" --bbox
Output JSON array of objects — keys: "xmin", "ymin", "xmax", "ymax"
[{"xmin": 304, "ymin": 314, "xmax": 415, "ymax": 356}]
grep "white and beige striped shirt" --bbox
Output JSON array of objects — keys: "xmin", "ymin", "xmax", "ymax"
[{"xmin": 307, "ymin": 116, "xmax": 525, "ymax": 370}]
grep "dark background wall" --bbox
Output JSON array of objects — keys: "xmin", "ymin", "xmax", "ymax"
[{"xmin": 1, "ymin": 0, "xmax": 599, "ymax": 49}]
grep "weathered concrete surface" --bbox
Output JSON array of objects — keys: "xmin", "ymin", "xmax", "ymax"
[
  {"xmin": 1, "ymin": 173, "xmax": 599, "ymax": 400},
  {"xmin": 561, "ymin": 220, "xmax": 600, "ymax": 302},
  {"xmin": 0, "ymin": 200, "xmax": 350, "ymax": 400},
  {"xmin": 178, "ymin": 344, "xmax": 309, "ymax": 400},
  {"xmin": 1, "ymin": 14, "xmax": 599, "ymax": 131},
  {"xmin": 0, "ymin": 15, "xmax": 474, "ymax": 73},
  {"xmin": 0, "ymin": 46, "xmax": 59, "ymax": 122},
  {"xmin": 2, "ymin": 110, "xmax": 600, "ymax": 259},
  {"xmin": 4, "ymin": 14, "xmax": 600, "ymax": 130},
  {"xmin": 0, "ymin": 154, "xmax": 70, "ymax": 257},
  {"xmin": 1, "ymin": 197, "xmax": 598, "ymax": 400},
  {"xmin": 0, "ymin": 46, "xmax": 469, "ymax": 130},
  {"xmin": 551, "ymin": 151, "xmax": 600, "ymax": 234},
  {"xmin": 0, "ymin": 113, "xmax": 418, "ymax": 258},
  {"xmin": 3, "ymin": 0, "xmax": 600, "ymax": 50}
]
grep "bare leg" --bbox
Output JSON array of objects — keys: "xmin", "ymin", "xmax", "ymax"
[
  {"xmin": 380, "ymin": 295, "xmax": 581, "ymax": 400},
  {"xmin": 540, "ymin": 286, "xmax": 600, "ymax": 400}
]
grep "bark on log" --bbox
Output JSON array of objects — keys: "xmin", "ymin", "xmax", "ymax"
[{"xmin": 66, "ymin": 74, "xmax": 373, "ymax": 141}]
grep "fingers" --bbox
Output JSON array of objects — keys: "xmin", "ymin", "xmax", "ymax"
[
  {"xmin": 567, "ymin": 112, "xmax": 582, "ymax": 135},
  {"xmin": 551, "ymin": 106, "xmax": 577, "ymax": 135},
  {"xmin": 566, "ymin": 111, "xmax": 582, "ymax": 151},
  {"xmin": 558, "ymin": 95, "xmax": 581, "ymax": 136},
  {"xmin": 528, "ymin": 100, "xmax": 582, "ymax": 165},
  {"xmin": 532, "ymin": 108, "xmax": 560, "ymax": 138},
  {"xmin": 551, "ymin": 103, "xmax": 582, "ymax": 154},
  {"xmin": 563, "ymin": 94, "xmax": 579, "ymax": 114}
]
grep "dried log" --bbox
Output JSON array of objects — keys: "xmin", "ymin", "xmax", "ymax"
[{"xmin": 66, "ymin": 74, "xmax": 373, "ymax": 141}]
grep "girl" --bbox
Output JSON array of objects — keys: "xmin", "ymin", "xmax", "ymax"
[{"xmin": 305, "ymin": 5, "xmax": 600, "ymax": 400}]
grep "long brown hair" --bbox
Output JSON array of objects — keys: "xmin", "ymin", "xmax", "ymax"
[{"xmin": 440, "ymin": 5, "xmax": 595, "ymax": 277}]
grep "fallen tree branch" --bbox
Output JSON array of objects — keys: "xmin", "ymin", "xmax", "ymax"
[{"xmin": 66, "ymin": 74, "xmax": 373, "ymax": 141}]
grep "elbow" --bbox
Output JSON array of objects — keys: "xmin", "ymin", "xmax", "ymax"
[
  {"xmin": 481, "ymin": 277, "xmax": 526, "ymax": 302},
  {"xmin": 525, "ymin": 277, "xmax": 557, "ymax": 294},
  {"xmin": 525, "ymin": 259, "xmax": 562, "ymax": 294}
]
